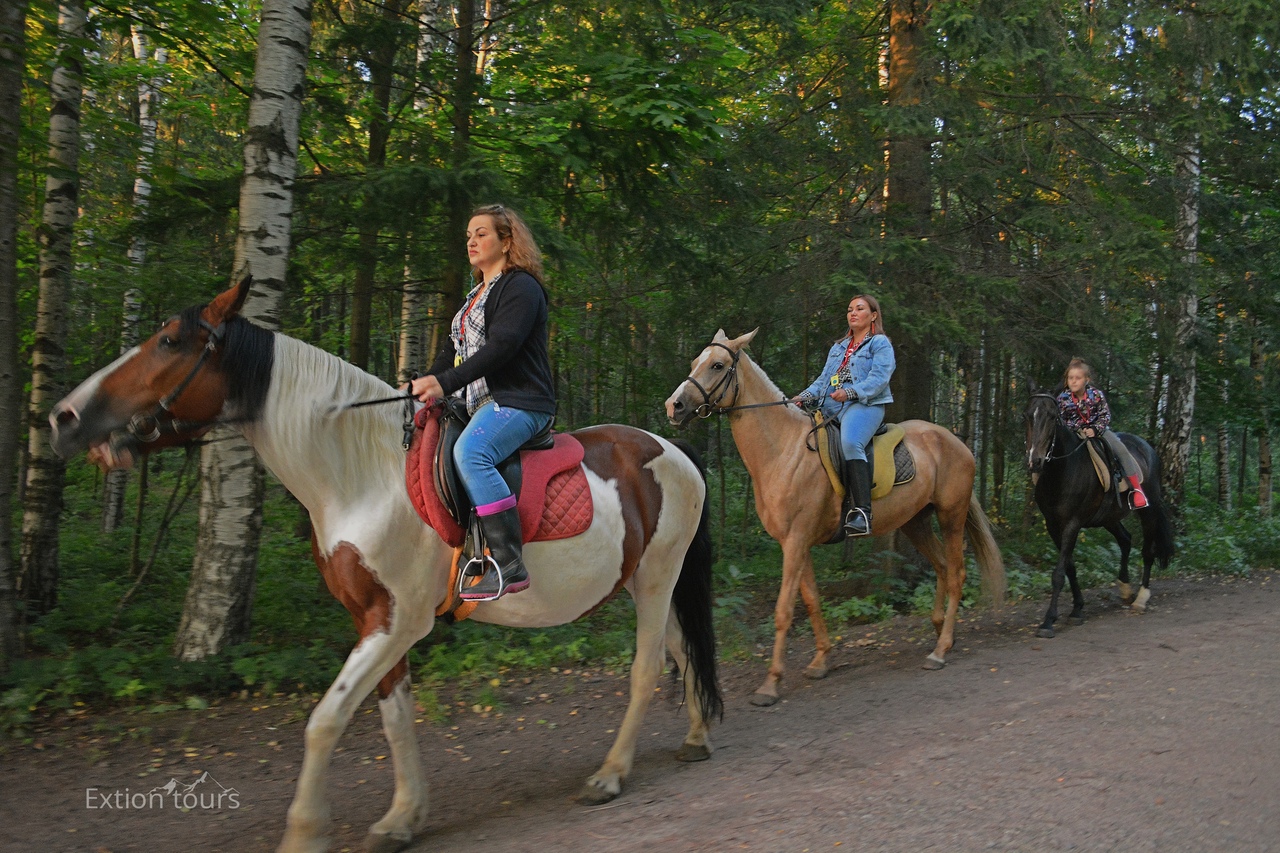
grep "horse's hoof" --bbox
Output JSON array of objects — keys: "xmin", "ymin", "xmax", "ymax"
[
  {"xmin": 1036, "ymin": 627, "xmax": 1055, "ymax": 639},
  {"xmin": 577, "ymin": 783, "xmax": 619, "ymax": 806},
  {"xmin": 1131, "ymin": 602, "xmax": 1147, "ymax": 614},
  {"xmin": 921, "ymin": 654, "xmax": 946, "ymax": 671},
  {"xmin": 802, "ymin": 664, "xmax": 829, "ymax": 680},
  {"xmin": 1069, "ymin": 616, "xmax": 1085, "ymax": 626},
  {"xmin": 363, "ymin": 832, "xmax": 412, "ymax": 853},
  {"xmin": 749, "ymin": 692, "xmax": 779, "ymax": 707},
  {"xmin": 675, "ymin": 742, "xmax": 711, "ymax": 762}
]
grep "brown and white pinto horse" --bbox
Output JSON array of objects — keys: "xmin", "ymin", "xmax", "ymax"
[
  {"xmin": 50, "ymin": 280, "xmax": 722, "ymax": 853},
  {"xmin": 665, "ymin": 329, "xmax": 1005, "ymax": 706}
]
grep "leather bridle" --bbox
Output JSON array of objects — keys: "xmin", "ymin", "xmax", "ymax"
[
  {"xmin": 126, "ymin": 316, "xmax": 228, "ymax": 444},
  {"xmin": 682, "ymin": 343, "xmax": 792, "ymax": 418}
]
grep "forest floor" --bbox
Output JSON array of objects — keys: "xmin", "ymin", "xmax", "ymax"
[{"xmin": 3, "ymin": 570, "xmax": 1279, "ymax": 853}]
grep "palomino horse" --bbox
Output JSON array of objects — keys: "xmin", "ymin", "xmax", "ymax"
[
  {"xmin": 1023, "ymin": 391, "xmax": 1175, "ymax": 637},
  {"xmin": 50, "ymin": 279, "xmax": 722, "ymax": 853},
  {"xmin": 665, "ymin": 329, "xmax": 1005, "ymax": 706}
]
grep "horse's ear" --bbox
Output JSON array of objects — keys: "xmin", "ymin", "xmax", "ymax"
[
  {"xmin": 206, "ymin": 275, "xmax": 252, "ymax": 326},
  {"xmin": 732, "ymin": 327, "xmax": 759, "ymax": 350},
  {"xmin": 713, "ymin": 328, "xmax": 729, "ymax": 343},
  {"xmin": 1028, "ymin": 377, "xmax": 1040, "ymax": 395}
]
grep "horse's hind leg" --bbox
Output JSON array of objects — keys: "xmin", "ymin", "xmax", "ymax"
[
  {"xmin": 902, "ymin": 510, "xmax": 964, "ymax": 670},
  {"xmin": 579, "ymin": 575, "xmax": 672, "ymax": 805},
  {"xmin": 1103, "ymin": 520, "xmax": 1134, "ymax": 604},
  {"xmin": 664, "ymin": 611, "xmax": 712, "ymax": 762}
]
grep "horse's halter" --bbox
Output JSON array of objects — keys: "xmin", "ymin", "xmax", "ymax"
[
  {"xmin": 683, "ymin": 342, "xmax": 743, "ymax": 418},
  {"xmin": 1025, "ymin": 392, "xmax": 1089, "ymax": 470},
  {"xmin": 126, "ymin": 316, "xmax": 228, "ymax": 444}
]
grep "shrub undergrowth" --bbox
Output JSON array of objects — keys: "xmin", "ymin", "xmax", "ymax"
[{"xmin": 3, "ymin": 449, "xmax": 1277, "ymax": 737}]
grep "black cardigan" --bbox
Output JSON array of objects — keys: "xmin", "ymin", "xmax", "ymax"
[{"xmin": 427, "ymin": 269, "xmax": 556, "ymax": 416}]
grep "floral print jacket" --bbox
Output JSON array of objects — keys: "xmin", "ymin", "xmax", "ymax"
[{"xmin": 1057, "ymin": 385, "xmax": 1111, "ymax": 432}]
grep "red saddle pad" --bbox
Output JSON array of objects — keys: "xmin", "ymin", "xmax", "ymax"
[{"xmin": 405, "ymin": 405, "xmax": 593, "ymax": 547}]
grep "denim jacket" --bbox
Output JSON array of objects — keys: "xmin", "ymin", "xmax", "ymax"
[{"xmin": 798, "ymin": 333, "xmax": 895, "ymax": 418}]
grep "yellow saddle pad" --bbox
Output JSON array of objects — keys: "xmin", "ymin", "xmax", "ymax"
[{"xmin": 813, "ymin": 418, "xmax": 910, "ymax": 500}]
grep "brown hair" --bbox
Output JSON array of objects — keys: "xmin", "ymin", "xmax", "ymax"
[
  {"xmin": 471, "ymin": 204, "xmax": 545, "ymax": 283},
  {"xmin": 845, "ymin": 293, "xmax": 886, "ymax": 338},
  {"xmin": 1063, "ymin": 357, "xmax": 1093, "ymax": 384}
]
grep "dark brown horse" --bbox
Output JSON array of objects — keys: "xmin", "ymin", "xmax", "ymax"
[
  {"xmin": 50, "ymin": 279, "xmax": 722, "ymax": 853},
  {"xmin": 1024, "ymin": 391, "xmax": 1176, "ymax": 637},
  {"xmin": 666, "ymin": 329, "xmax": 1005, "ymax": 706}
]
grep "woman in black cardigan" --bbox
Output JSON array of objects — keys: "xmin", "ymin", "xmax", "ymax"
[{"xmin": 411, "ymin": 205, "xmax": 556, "ymax": 600}]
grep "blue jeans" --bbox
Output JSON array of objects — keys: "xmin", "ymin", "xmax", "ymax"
[
  {"xmin": 453, "ymin": 402, "xmax": 554, "ymax": 510},
  {"xmin": 838, "ymin": 402, "xmax": 885, "ymax": 462}
]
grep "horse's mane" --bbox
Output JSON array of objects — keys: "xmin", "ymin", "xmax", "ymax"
[
  {"xmin": 178, "ymin": 305, "xmax": 274, "ymax": 421},
  {"xmin": 257, "ymin": 334, "xmax": 409, "ymax": 487}
]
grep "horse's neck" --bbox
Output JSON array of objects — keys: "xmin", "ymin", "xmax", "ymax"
[
  {"xmin": 245, "ymin": 335, "xmax": 408, "ymax": 517},
  {"xmin": 728, "ymin": 355, "xmax": 814, "ymax": 479}
]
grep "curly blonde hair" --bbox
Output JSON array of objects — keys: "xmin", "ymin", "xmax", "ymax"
[
  {"xmin": 1063, "ymin": 357, "xmax": 1093, "ymax": 384},
  {"xmin": 471, "ymin": 204, "xmax": 545, "ymax": 283}
]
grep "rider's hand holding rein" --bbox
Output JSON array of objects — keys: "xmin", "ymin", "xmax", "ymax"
[{"xmin": 410, "ymin": 374, "xmax": 443, "ymax": 402}]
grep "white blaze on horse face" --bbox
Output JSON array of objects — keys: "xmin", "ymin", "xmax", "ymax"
[
  {"xmin": 52, "ymin": 346, "xmax": 141, "ymax": 428},
  {"xmin": 665, "ymin": 347, "xmax": 716, "ymax": 420}
]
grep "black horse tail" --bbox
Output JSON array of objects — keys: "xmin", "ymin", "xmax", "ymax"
[
  {"xmin": 668, "ymin": 438, "xmax": 724, "ymax": 724},
  {"xmin": 1140, "ymin": 444, "xmax": 1177, "ymax": 567}
]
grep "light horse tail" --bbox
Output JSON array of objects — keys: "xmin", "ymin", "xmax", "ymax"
[
  {"xmin": 668, "ymin": 439, "xmax": 724, "ymax": 724},
  {"xmin": 965, "ymin": 494, "xmax": 1007, "ymax": 607}
]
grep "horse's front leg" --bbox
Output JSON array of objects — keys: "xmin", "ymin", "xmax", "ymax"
[
  {"xmin": 366, "ymin": 668, "xmax": 430, "ymax": 853},
  {"xmin": 798, "ymin": 560, "xmax": 833, "ymax": 680},
  {"xmin": 751, "ymin": 537, "xmax": 811, "ymax": 707},
  {"xmin": 280, "ymin": 634, "xmax": 419, "ymax": 853},
  {"xmin": 1038, "ymin": 522, "xmax": 1080, "ymax": 639}
]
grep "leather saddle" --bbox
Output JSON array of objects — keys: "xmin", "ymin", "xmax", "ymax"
[
  {"xmin": 811, "ymin": 416, "xmax": 915, "ymax": 501},
  {"xmin": 435, "ymin": 396, "xmax": 555, "ymax": 527}
]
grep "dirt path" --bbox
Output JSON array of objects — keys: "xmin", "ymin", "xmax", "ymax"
[{"xmin": 4, "ymin": 572, "xmax": 1278, "ymax": 853}]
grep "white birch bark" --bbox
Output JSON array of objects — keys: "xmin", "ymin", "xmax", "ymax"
[
  {"xmin": 1156, "ymin": 137, "xmax": 1200, "ymax": 507},
  {"xmin": 0, "ymin": 0, "xmax": 29, "ymax": 665},
  {"xmin": 173, "ymin": 0, "xmax": 312, "ymax": 660},
  {"xmin": 103, "ymin": 29, "xmax": 166, "ymax": 533},
  {"xmin": 19, "ymin": 0, "xmax": 85, "ymax": 616}
]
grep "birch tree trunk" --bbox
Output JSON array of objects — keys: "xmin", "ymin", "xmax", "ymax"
[
  {"xmin": 441, "ymin": 0, "xmax": 476, "ymax": 318},
  {"xmin": 397, "ymin": 0, "xmax": 445, "ymax": 382},
  {"xmin": 20, "ymin": 0, "xmax": 85, "ymax": 617},
  {"xmin": 103, "ymin": 30, "xmax": 166, "ymax": 532},
  {"xmin": 0, "ymin": 0, "xmax": 29, "ymax": 667},
  {"xmin": 1253, "ymin": 335, "xmax": 1272, "ymax": 515},
  {"xmin": 172, "ymin": 0, "xmax": 312, "ymax": 660},
  {"xmin": 1156, "ymin": 138, "xmax": 1200, "ymax": 510}
]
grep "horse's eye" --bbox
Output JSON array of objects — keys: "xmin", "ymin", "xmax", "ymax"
[
  {"xmin": 711, "ymin": 362, "xmax": 724, "ymax": 371},
  {"xmin": 159, "ymin": 334, "xmax": 179, "ymax": 349}
]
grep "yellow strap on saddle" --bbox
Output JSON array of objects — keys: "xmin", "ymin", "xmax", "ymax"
[
  {"xmin": 813, "ymin": 412, "xmax": 845, "ymax": 499},
  {"xmin": 435, "ymin": 546, "xmax": 479, "ymax": 623}
]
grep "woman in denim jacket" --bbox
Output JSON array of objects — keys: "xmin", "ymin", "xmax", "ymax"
[{"xmin": 791, "ymin": 294, "xmax": 895, "ymax": 536}]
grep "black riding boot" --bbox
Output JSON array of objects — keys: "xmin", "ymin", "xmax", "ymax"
[
  {"xmin": 843, "ymin": 459, "xmax": 873, "ymax": 537},
  {"xmin": 460, "ymin": 506, "xmax": 531, "ymax": 601}
]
